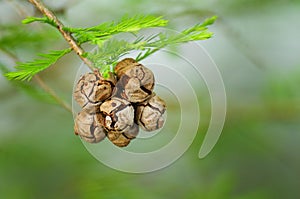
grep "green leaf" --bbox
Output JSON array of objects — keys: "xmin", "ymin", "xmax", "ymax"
[
  {"xmin": 15, "ymin": 14, "xmax": 215, "ymax": 80},
  {"xmin": 87, "ymin": 16, "xmax": 217, "ymax": 75},
  {"xmin": 201, "ymin": 15, "xmax": 218, "ymax": 26},
  {"xmin": 135, "ymin": 16, "xmax": 217, "ymax": 60},
  {"xmin": 22, "ymin": 16, "xmax": 56, "ymax": 27},
  {"xmin": 5, "ymin": 49, "xmax": 71, "ymax": 81},
  {"xmin": 65, "ymin": 15, "xmax": 168, "ymax": 44},
  {"xmin": 0, "ymin": 62, "xmax": 57, "ymax": 104},
  {"xmin": 85, "ymin": 15, "xmax": 168, "ymax": 32},
  {"xmin": 88, "ymin": 38, "xmax": 146, "ymax": 67}
]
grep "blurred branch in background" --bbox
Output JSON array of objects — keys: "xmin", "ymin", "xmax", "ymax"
[
  {"xmin": 28, "ymin": 0, "xmax": 95, "ymax": 70},
  {"xmin": 0, "ymin": 48, "xmax": 72, "ymax": 112},
  {"xmin": 0, "ymin": 0, "xmax": 72, "ymax": 112},
  {"xmin": 217, "ymin": 17, "xmax": 267, "ymax": 69},
  {"xmin": 5, "ymin": 0, "xmax": 30, "ymax": 17},
  {"xmin": 170, "ymin": 8, "xmax": 267, "ymax": 69}
]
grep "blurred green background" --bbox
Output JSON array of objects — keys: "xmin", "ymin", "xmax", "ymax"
[{"xmin": 1, "ymin": 0, "xmax": 300, "ymax": 198}]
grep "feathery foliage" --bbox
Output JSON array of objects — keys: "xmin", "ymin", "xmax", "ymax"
[
  {"xmin": 4, "ymin": 14, "xmax": 216, "ymax": 81},
  {"xmin": 87, "ymin": 15, "xmax": 217, "ymax": 76},
  {"xmin": 0, "ymin": 63, "xmax": 57, "ymax": 103},
  {"xmin": 87, "ymin": 38, "xmax": 147, "ymax": 77},
  {"xmin": 136, "ymin": 15, "xmax": 217, "ymax": 61},
  {"xmin": 22, "ymin": 16, "xmax": 56, "ymax": 27},
  {"xmin": 64, "ymin": 15, "xmax": 168, "ymax": 44},
  {"xmin": 5, "ymin": 49, "xmax": 71, "ymax": 81}
]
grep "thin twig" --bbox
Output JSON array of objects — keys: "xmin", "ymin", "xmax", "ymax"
[
  {"xmin": 0, "ymin": 48, "xmax": 72, "ymax": 113},
  {"xmin": 33, "ymin": 75, "xmax": 72, "ymax": 112},
  {"xmin": 170, "ymin": 9, "xmax": 266, "ymax": 69},
  {"xmin": 217, "ymin": 17, "xmax": 266, "ymax": 69},
  {"xmin": 2, "ymin": 1, "xmax": 72, "ymax": 113},
  {"xmin": 5, "ymin": 0, "xmax": 30, "ymax": 17},
  {"xmin": 28, "ymin": 0, "xmax": 95, "ymax": 71}
]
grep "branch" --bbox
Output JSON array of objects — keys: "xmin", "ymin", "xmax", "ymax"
[
  {"xmin": 28, "ymin": 0, "xmax": 95, "ymax": 71},
  {"xmin": 0, "ymin": 48, "xmax": 72, "ymax": 113},
  {"xmin": 33, "ymin": 75, "xmax": 72, "ymax": 112},
  {"xmin": 170, "ymin": 8, "xmax": 266, "ymax": 69}
]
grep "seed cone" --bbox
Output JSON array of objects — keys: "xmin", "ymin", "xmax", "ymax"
[
  {"xmin": 114, "ymin": 58, "xmax": 137, "ymax": 76},
  {"xmin": 74, "ymin": 108, "xmax": 107, "ymax": 143},
  {"xmin": 107, "ymin": 132, "xmax": 131, "ymax": 147},
  {"xmin": 107, "ymin": 124, "xmax": 139, "ymax": 147},
  {"xmin": 99, "ymin": 97, "xmax": 135, "ymax": 133},
  {"xmin": 73, "ymin": 59, "xmax": 167, "ymax": 147},
  {"xmin": 113, "ymin": 58, "xmax": 155, "ymax": 103},
  {"xmin": 73, "ymin": 71, "xmax": 115, "ymax": 112},
  {"xmin": 135, "ymin": 94, "xmax": 166, "ymax": 131}
]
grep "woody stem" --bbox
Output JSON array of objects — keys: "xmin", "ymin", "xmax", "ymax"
[{"xmin": 28, "ymin": 0, "xmax": 95, "ymax": 71}]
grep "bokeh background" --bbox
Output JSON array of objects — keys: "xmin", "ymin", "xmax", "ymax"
[{"xmin": 1, "ymin": 0, "xmax": 300, "ymax": 198}]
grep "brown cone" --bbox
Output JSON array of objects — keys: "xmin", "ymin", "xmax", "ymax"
[
  {"xmin": 135, "ymin": 94, "xmax": 166, "ymax": 131},
  {"xmin": 99, "ymin": 97, "xmax": 135, "ymax": 133},
  {"xmin": 74, "ymin": 108, "xmax": 107, "ymax": 143},
  {"xmin": 73, "ymin": 71, "xmax": 115, "ymax": 112}
]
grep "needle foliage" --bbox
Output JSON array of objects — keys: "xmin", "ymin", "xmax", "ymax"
[
  {"xmin": 4, "ymin": 15, "xmax": 217, "ymax": 81},
  {"xmin": 5, "ymin": 49, "xmax": 71, "ymax": 81}
]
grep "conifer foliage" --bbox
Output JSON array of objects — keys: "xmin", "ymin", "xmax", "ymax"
[{"xmin": 4, "ymin": 15, "xmax": 217, "ymax": 80}]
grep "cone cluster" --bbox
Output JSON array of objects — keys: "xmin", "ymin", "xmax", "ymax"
[{"xmin": 74, "ymin": 58, "xmax": 166, "ymax": 147}]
